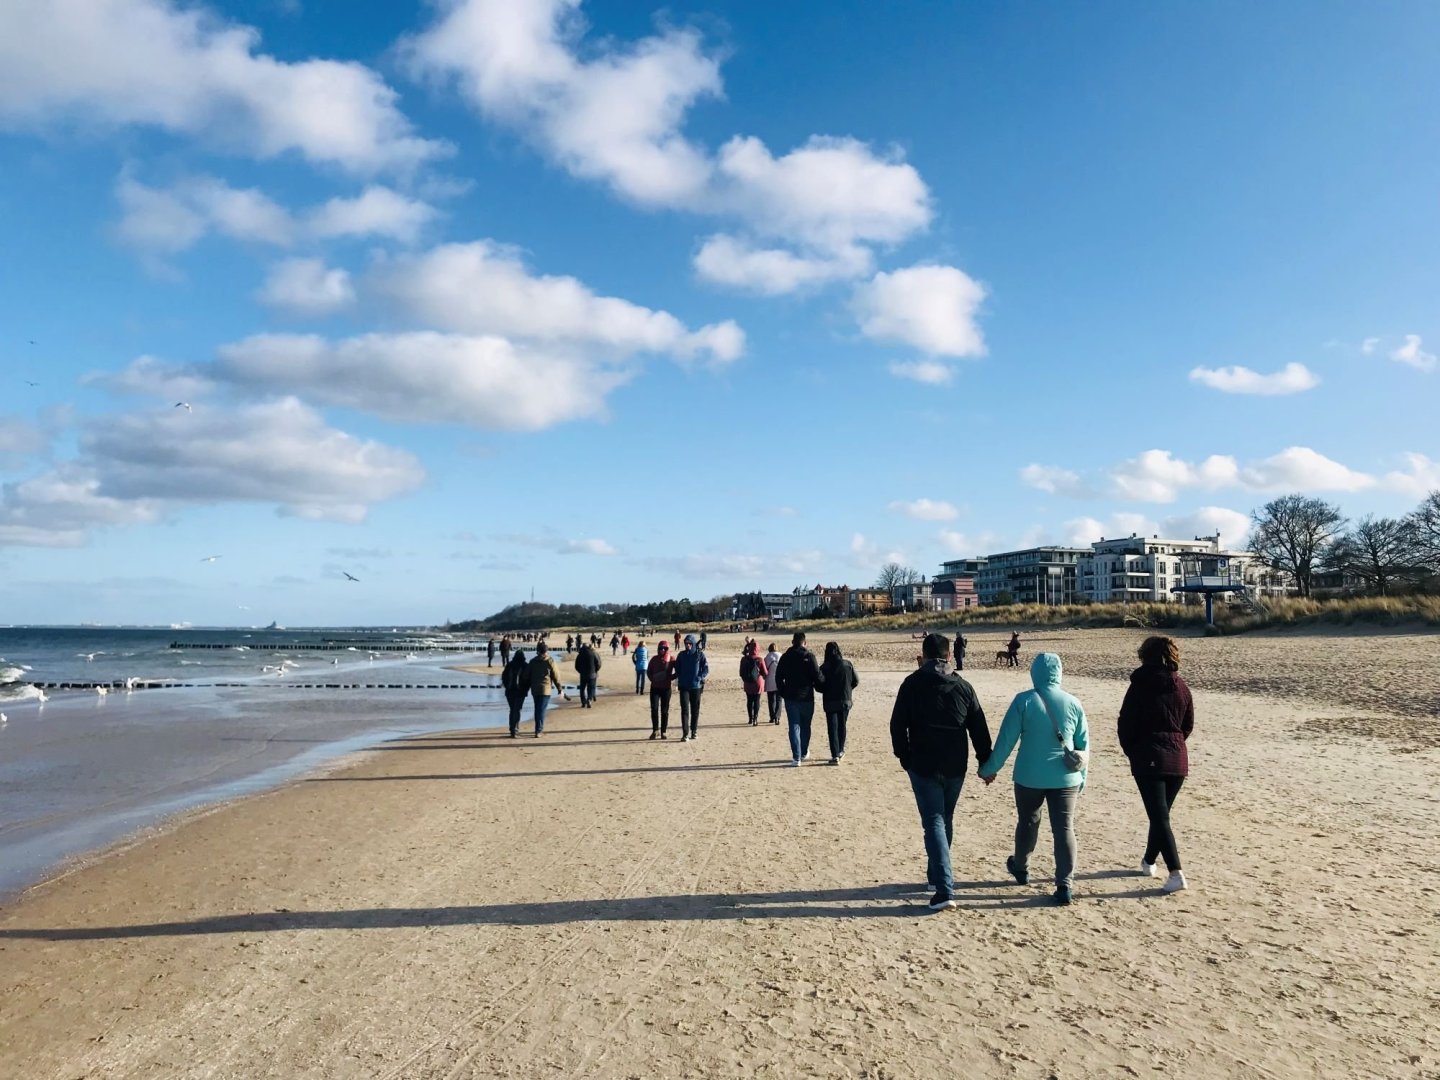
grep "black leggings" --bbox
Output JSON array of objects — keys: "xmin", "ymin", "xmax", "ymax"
[{"xmin": 1135, "ymin": 775, "xmax": 1185, "ymax": 871}]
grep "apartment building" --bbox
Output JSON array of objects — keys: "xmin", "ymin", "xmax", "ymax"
[
  {"xmin": 1076, "ymin": 534, "xmax": 1281, "ymax": 602},
  {"xmin": 974, "ymin": 547, "xmax": 1087, "ymax": 605}
]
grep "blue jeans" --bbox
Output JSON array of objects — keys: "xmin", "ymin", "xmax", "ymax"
[
  {"xmin": 531, "ymin": 690, "xmax": 551, "ymax": 733},
  {"xmin": 908, "ymin": 771, "xmax": 965, "ymax": 895},
  {"xmin": 579, "ymin": 677, "xmax": 597, "ymax": 706},
  {"xmin": 634, "ymin": 669, "xmax": 646, "ymax": 694},
  {"xmin": 784, "ymin": 697, "xmax": 814, "ymax": 760}
]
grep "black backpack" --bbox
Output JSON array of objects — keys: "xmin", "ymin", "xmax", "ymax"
[{"xmin": 740, "ymin": 656, "xmax": 757, "ymax": 682}]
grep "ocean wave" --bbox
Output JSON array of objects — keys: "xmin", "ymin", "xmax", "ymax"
[
  {"xmin": 0, "ymin": 665, "xmax": 28, "ymax": 683},
  {"xmin": 0, "ymin": 683, "xmax": 46, "ymax": 703}
]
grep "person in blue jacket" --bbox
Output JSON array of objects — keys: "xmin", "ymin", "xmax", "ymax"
[
  {"xmin": 674, "ymin": 634, "xmax": 709, "ymax": 742},
  {"xmin": 979, "ymin": 652, "xmax": 1089, "ymax": 905},
  {"xmin": 632, "ymin": 640, "xmax": 649, "ymax": 695}
]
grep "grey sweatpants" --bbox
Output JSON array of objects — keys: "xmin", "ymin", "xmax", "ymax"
[{"xmin": 1013, "ymin": 784, "xmax": 1079, "ymax": 889}]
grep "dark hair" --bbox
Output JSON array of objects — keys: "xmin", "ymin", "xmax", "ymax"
[
  {"xmin": 921, "ymin": 632, "xmax": 950, "ymax": 660},
  {"xmin": 822, "ymin": 641, "xmax": 842, "ymax": 666},
  {"xmin": 536, "ymin": 642, "xmax": 548, "ymax": 654},
  {"xmin": 767, "ymin": 642, "xmax": 776, "ymax": 652},
  {"xmin": 791, "ymin": 631, "xmax": 806, "ymax": 646},
  {"xmin": 1138, "ymin": 635, "xmax": 1180, "ymax": 671}
]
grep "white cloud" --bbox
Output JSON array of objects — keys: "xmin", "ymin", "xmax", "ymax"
[
  {"xmin": 0, "ymin": 465, "xmax": 160, "ymax": 548},
  {"xmin": 1062, "ymin": 516, "xmax": 1106, "ymax": 546},
  {"xmin": 0, "ymin": 0, "xmax": 444, "ymax": 172},
  {"xmin": 404, "ymin": 0, "xmax": 718, "ymax": 205},
  {"xmin": 1361, "ymin": 337, "xmax": 1380, "ymax": 354},
  {"xmin": 1390, "ymin": 334, "xmax": 1436, "ymax": 373},
  {"xmin": 116, "ymin": 174, "xmax": 438, "ymax": 257},
  {"xmin": 0, "ymin": 417, "xmax": 50, "ymax": 461},
  {"xmin": 215, "ymin": 332, "xmax": 627, "ymax": 431},
  {"xmin": 641, "ymin": 549, "xmax": 825, "ymax": 579},
  {"xmin": 888, "ymin": 498, "xmax": 959, "ymax": 522},
  {"xmin": 1188, "ymin": 362, "xmax": 1319, "ymax": 395},
  {"xmin": 937, "ymin": 529, "xmax": 999, "ymax": 556},
  {"xmin": 405, "ymin": 3, "xmax": 935, "ymax": 295},
  {"xmin": 84, "ymin": 356, "xmax": 217, "ymax": 402},
  {"xmin": 371, "ymin": 241, "xmax": 743, "ymax": 363},
  {"xmin": 1062, "ymin": 513, "xmax": 1160, "ymax": 547},
  {"xmin": 849, "ymin": 531, "xmax": 906, "ymax": 571},
  {"xmin": 1109, "ymin": 450, "xmax": 1239, "ymax": 503},
  {"xmin": 560, "ymin": 537, "xmax": 617, "ymax": 556},
  {"xmin": 307, "ymin": 186, "xmax": 438, "ymax": 243},
  {"xmin": 257, "ymin": 258, "xmax": 356, "ymax": 316},
  {"xmin": 1158, "ymin": 506, "xmax": 1252, "ymax": 546},
  {"xmin": 852, "ymin": 265, "xmax": 986, "ymax": 356},
  {"xmin": 116, "ymin": 173, "xmax": 294, "ymax": 254},
  {"xmin": 1019, "ymin": 464, "xmax": 1087, "ymax": 497},
  {"xmin": 1237, "ymin": 446, "xmax": 1375, "ymax": 493},
  {"xmin": 82, "ymin": 397, "xmax": 425, "ymax": 523},
  {"xmin": 1384, "ymin": 453, "xmax": 1440, "ymax": 497},
  {"xmin": 693, "ymin": 235, "xmax": 872, "ymax": 295},
  {"xmin": 887, "ymin": 359, "xmax": 954, "ymax": 385}
]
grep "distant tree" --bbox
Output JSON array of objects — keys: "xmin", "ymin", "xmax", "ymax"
[
  {"xmin": 1250, "ymin": 494, "xmax": 1346, "ymax": 598},
  {"xmin": 875, "ymin": 562, "xmax": 922, "ymax": 590},
  {"xmin": 1327, "ymin": 515, "xmax": 1422, "ymax": 596},
  {"xmin": 1409, "ymin": 490, "xmax": 1440, "ymax": 571},
  {"xmin": 992, "ymin": 589, "xmax": 1015, "ymax": 607}
]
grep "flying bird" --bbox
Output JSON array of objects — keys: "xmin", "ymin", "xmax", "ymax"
[
  {"xmin": 200, "ymin": 555, "xmax": 222, "ymax": 562},
  {"xmin": 343, "ymin": 572, "xmax": 360, "ymax": 582},
  {"xmin": 24, "ymin": 380, "xmax": 38, "ymax": 387},
  {"xmin": 175, "ymin": 402, "xmax": 192, "ymax": 411}
]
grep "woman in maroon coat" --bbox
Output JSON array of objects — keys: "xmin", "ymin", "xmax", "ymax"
[{"xmin": 1117, "ymin": 635, "xmax": 1194, "ymax": 894}]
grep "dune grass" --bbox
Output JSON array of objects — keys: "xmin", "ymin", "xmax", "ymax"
[{"xmin": 795, "ymin": 595, "xmax": 1440, "ymax": 635}]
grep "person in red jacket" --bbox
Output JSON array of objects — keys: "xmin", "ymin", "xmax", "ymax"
[
  {"xmin": 646, "ymin": 641, "xmax": 677, "ymax": 739},
  {"xmin": 739, "ymin": 640, "xmax": 767, "ymax": 726},
  {"xmin": 1117, "ymin": 635, "xmax": 1195, "ymax": 894}
]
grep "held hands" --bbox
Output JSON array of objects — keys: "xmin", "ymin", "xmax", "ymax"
[{"xmin": 981, "ymin": 773, "xmax": 996, "ymax": 786}]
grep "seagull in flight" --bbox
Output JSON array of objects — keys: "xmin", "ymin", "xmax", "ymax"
[
  {"xmin": 200, "ymin": 555, "xmax": 222, "ymax": 562},
  {"xmin": 24, "ymin": 380, "xmax": 38, "ymax": 387},
  {"xmin": 343, "ymin": 572, "xmax": 360, "ymax": 582},
  {"xmin": 175, "ymin": 402, "xmax": 192, "ymax": 411}
]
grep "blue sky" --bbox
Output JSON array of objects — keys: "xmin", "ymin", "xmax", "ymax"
[{"xmin": 1, "ymin": 0, "xmax": 1436, "ymax": 626}]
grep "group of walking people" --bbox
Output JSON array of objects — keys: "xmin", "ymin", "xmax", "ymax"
[
  {"xmin": 492, "ymin": 626, "xmax": 1195, "ymax": 911},
  {"xmin": 891, "ymin": 631, "xmax": 1193, "ymax": 911}
]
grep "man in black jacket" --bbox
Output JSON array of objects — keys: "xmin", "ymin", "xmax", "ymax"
[
  {"xmin": 501, "ymin": 648, "xmax": 529, "ymax": 737},
  {"xmin": 573, "ymin": 643, "xmax": 601, "ymax": 708},
  {"xmin": 775, "ymin": 630, "xmax": 824, "ymax": 765},
  {"xmin": 890, "ymin": 633, "xmax": 993, "ymax": 911}
]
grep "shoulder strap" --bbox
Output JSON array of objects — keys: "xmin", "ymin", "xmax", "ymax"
[{"xmin": 1033, "ymin": 690, "xmax": 1069, "ymax": 749}]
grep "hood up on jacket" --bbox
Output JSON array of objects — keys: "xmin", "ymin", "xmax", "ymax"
[{"xmin": 1030, "ymin": 652, "xmax": 1063, "ymax": 690}]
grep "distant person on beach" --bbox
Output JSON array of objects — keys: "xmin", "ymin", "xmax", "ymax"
[
  {"xmin": 889, "ymin": 632, "xmax": 993, "ymax": 912},
  {"xmin": 647, "ymin": 641, "xmax": 677, "ymax": 739},
  {"xmin": 674, "ymin": 630, "xmax": 681, "ymax": 650},
  {"xmin": 573, "ymin": 641, "xmax": 601, "ymax": 709},
  {"xmin": 526, "ymin": 643, "xmax": 565, "ymax": 736},
  {"xmin": 820, "ymin": 641, "xmax": 859, "ymax": 765},
  {"xmin": 500, "ymin": 636, "xmax": 512, "ymax": 666},
  {"xmin": 487, "ymin": 638, "xmax": 496, "ymax": 667},
  {"xmin": 1117, "ymin": 635, "xmax": 1194, "ymax": 895},
  {"xmin": 763, "ymin": 642, "xmax": 782, "ymax": 723},
  {"xmin": 954, "ymin": 632, "xmax": 967, "ymax": 671},
  {"xmin": 1007, "ymin": 632, "xmax": 1021, "ymax": 668},
  {"xmin": 698, "ymin": 630, "xmax": 708, "ymax": 651},
  {"xmin": 979, "ymin": 653, "xmax": 1089, "ymax": 906},
  {"xmin": 610, "ymin": 632, "xmax": 621, "ymax": 656},
  {"xmin": 776, "ymin": 631, "xmax": 824, "ymax": 765},
  {"xmin": 622, "ymin": 633, "xmax": 630, "ymax": 655},
  {"xmin": 565, "ymin": 634, "xmax": 574, "ymax": 654},
  {"xmin": 632, "ymin": 640, "xmax": 648, "ymax": 695},
  {"xmin": 674, "ymin": 634, "xmax": 709, "ymax": 741},
  {"xmin": 739, "ymin": 640, "xmax": 767, "ymax": 726},
  {"xmin": 501, "ymin": 648, "xmax": 528, "ymax": 737}
]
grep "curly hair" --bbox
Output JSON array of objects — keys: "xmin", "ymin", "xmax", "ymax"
[{"xmin": 1138, "ymin": 635, "xmax": 1181, "ymax": 671}]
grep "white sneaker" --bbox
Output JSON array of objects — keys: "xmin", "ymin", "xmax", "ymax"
[
  {"xmin": 1162, "ymin": 870, "xmax": 1188, "ymax": 894},
  {"xmin": 1140, "ymin": 861, "xmax": 1158, "ymax": 878},
  {"xmin": 791, "ymin": 759, "xmax": 802, "ymax": 767}
]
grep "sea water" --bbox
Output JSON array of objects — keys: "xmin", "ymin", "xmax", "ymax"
[{"xmin": 0, "ymin": 627, "xmax": 508, "ymax": 900}]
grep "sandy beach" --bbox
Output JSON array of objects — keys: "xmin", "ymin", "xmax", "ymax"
[{"xmin": 1, "ymin": 627, "xmax": 1437, "ymax": 1079}]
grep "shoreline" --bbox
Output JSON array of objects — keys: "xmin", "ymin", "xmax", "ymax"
[{"xmin": 1, "ymin": 629, "xmax": 1436, "ymax": 1078}]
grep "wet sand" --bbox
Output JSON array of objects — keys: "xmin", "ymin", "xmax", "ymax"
[{"xmin": 0, "ymin": 628, "xmax": 1436, "ymax": 1079}]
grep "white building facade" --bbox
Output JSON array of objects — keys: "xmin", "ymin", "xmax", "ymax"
[{"xmin": 1076, "ymin": 534, "xmax": 1281, "ymax": 603}]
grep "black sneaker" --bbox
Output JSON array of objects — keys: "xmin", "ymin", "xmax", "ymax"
[
  {"xmin": 648, "ymin": 731, "xmax": 658, "ymax": 740},
  {"xmin": 1054, "ymin": 885, "xmax": 1073, "ymax": 906},
  {"xmin": 927, "ymin": 891, "xmax": 957, "ymax": 912},
  {"xmin": 508, "ymin": 730, "xmax": 517, "ymax": 738},
  {"xmin": 1006, "ymin": 856, "xmax": 1029, "ymax": 885}
]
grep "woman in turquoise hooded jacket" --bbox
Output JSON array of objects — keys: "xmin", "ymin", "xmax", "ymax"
[{"xmin": 979, "ymin": 652, "xmax": 1089, "ymax": 904}]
